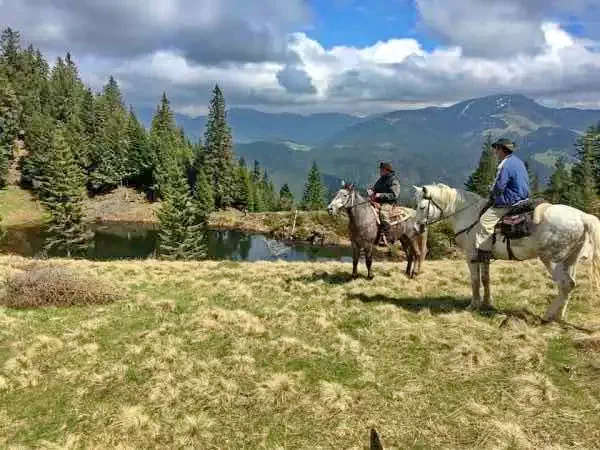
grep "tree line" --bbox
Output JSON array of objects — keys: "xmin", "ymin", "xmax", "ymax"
[
  {"xmin": 466, "ymin": 128, "xmax": 600, "ymax": 216},
  {"xmin": 0, "ymin": 27, "xmax": 329, "ymax": 259}
]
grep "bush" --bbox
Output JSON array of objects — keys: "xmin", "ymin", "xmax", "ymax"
[
  {"xmin": 1, "ymin": 265, "xmax": 118, "ymax": 308},
  {"xmin": 426, "ymin": 220, "xmax": 457, "ymax": 259}
]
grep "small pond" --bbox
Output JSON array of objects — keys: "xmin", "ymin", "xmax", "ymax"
[{"xmin": 0, "ymin": 222, "xmax": 354, "ymax": 262}]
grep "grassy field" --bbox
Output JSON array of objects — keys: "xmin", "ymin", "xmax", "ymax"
[
  {"xmin": 0, "ymin": 186, "xmax": 49, "ymax": 227},
  {"xmin": 1, "ymin": 255, "xmax": 599, "ymax": 448}
]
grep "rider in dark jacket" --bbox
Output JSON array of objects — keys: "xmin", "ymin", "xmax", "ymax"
[{"xmin": 369, "ymin": 161, "xmax": 401, "ymax": 244}]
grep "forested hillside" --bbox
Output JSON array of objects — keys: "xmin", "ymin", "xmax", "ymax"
[{"xmin": 0, "ymin": 27, "xmax": 330, "ymax": 259}]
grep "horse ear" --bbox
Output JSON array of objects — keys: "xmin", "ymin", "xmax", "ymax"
[
  {"xmin": 341, "ymin": 180, "xmax": 345, "ymax": 187},
  {"xmin": 422, "ymin": 186, "xmax": 428, "ymax": 197}
]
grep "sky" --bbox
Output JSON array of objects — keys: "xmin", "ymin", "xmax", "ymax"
[{"xmin": 2, "ymin": 0, "xmax": 600, "ymax": 116}]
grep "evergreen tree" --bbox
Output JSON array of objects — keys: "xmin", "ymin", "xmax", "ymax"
[
  {"xmin": 126, "ymin": 107, "xmax": 151, "ymax": 187},
  {"xmin": 525, "ymin": 160, "xmax": 541, "ymax": 196},
  {"xmin": 302, "ymin": 160, "xmax": 326, "ymax": 210},
  {"xmin": 157, "ymin": 161, "xmax": 207, "ymax": 260},
  {"xmin": 41, "ymin": 124, "xmax": 91, "ymax": 256},
  {"xmin": 149, "ymin": 93, "xmax": 184, "ymax": 198},
  {"xmin": 465, "ymin": 134, "xmax": 497, "ymax": 197},
  {"xmin": 89, "ymin": 76, "xmax": 129, "ymax": 192},
  {"xmin": 20, "ymin": 109, "xmax": 54, "ymax": 192},
  {"xmin": 0, "ymin": 28, "xmax": 22, "ymax": 82},
  {"xmin": 0, "ymin": 79, "xmax": 21, "ymax": 187},
  {"xmin": 261, "ymin": 168, "xmax": 276, "ymax": 211},
  {"xmin": 545, "ymin": 156, "xmax": 572, "ymax": 204},
  {"xmin": 234, "ymin": 158, "xmax": 250, "ymax": 209},
  {"xmin": 571, "ymin": 127, "xmax": 600, "ymax": 213},
  {"xmin": 193, "ymin": 167, "xmax": 215, "ymax": 218},
  {"xmin": 278, "ymin": 183, "xmax": 294, "ymax": 211},
  {"xmin": 203, "ymin": 84, "xmax": 235, "ymax": 208}
]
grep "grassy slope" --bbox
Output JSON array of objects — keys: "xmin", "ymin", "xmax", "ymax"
[
  {"xmin": 0, "ymin": 186, "xmax": 49, "ymax": 227},
  {"xmin": 1, "ymin": 256, "xmax": 599, "ymax": 448}
]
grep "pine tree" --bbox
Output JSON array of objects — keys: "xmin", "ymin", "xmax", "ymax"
[
  {"xmin": 546, "ymin": 156, "xmax": 572, "ymax": 204},
  {"xmin": 0, "ymin": 79, "xmax": 21, "ymax": 187},
  {"xmin": 149, "ymin": 93, "xmax": 182, "ymax": 198},
  {"xmin": 89, "ymin": 76, "xmax": 129, "ymax": 192},
  {"xmin": 571, "ymin": 127, "xmax": 600, "ymax": 213},
  {"xmin": 157, "ymin": 161, "xmax": 207, "ymax": 260},
  {"xmin": 302, "ymin": 160, "xmax": 326, "ymax": 210},
  {"xmin": 261, "ymin": 169, "xmax": 276, "ymax": 211},
  {"xmin": 278, "ymin": 183, "xmax": 294, "ymax": 211},
  {"xmin": 41, "ymin": 124, "xmax": 91, "ymax": 256},
  {"xmin": 234, "ymin": 158, "xmax": 250, "ymax": 209},
  {"xmin": 465, "ymin": 134, "xmax": 497, "ymax": 197},
  {"xmin": 525, "ymin": 160, "xmax": 541, "ymax": 196},
  {"xmin": 193, "ymin": 167, "xmax": 214, "ymax": 218},
  {"xmin": 20, "ymin": 109, "xmax": 54, "ymax": 192},
  {"xmin": 203, "ymin": 84, "xmax": 235, "ymax": 208},
  {"xmin": 0, "ymin": 28, "xmax": 22, "ymax": 82},
  {"xmin": 126, "ymin": 107, "xmax": 151, "ymax": 187}
]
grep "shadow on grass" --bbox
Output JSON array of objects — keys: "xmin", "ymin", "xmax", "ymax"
[
  {"xmin": 290, "ymin": 270, "xmax": 387, "ymax": 285},
  {"xmin": 348, "ymin": 292, "xmax": 472, "ymax": 314}
]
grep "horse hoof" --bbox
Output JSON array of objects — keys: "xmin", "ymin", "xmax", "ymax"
[
  {"xmin": 352, "ymin": 273, "xmax": 359, "ymax": 279},
  {"xmin": 466, "ymin": 303, "xmax": 480, "ymax": 311},
  {"xmin": 367, "ymin": 274, "xmax": 374, "ymax": 281}
]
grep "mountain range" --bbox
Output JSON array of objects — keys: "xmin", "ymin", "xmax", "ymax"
[{"xmin": 139, "ymin": 94, "xmax": 600, "ymax": 200}]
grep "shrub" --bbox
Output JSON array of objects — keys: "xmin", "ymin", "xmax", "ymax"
[{"xmin": 1, "ymin": 265, "xmax": 118, "ymax": 308}]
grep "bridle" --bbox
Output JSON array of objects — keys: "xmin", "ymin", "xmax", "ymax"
[{"xmin": 420, "ymin": 192, "xmax": 482, "ymax": 237}]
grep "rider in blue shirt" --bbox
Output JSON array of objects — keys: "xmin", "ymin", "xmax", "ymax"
[{"xmin": 472, "ymin": 138, "xmax": 530, "ymax": 263}]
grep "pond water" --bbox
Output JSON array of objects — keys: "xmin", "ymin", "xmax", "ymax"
[{"xmin": 0, "ymin": 222, "xmax": 353, "ymax": 262}]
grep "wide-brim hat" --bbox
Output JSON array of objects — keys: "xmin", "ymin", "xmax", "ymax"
[
  {"xmin": 492, "ymin": 138, "xmax": 517, "ymax": 152},
  {"xmin": 380, "ymin": 161, "xmax": 394, "ymax": 172}
]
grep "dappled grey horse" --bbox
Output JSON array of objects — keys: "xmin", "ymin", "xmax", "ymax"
[
  {"xmin": 413, "ymin": 183, "xmax": 600, "ymax": 322},
  {"xmin": 327, "ymin": 184, "xmax": 427, "ymax": 279}
]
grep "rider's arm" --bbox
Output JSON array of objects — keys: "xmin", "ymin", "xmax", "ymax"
[
  {"xmin": 492, "ymin": 164, "xmax": 510, "ymax": 201},
  {"xmin": 377, "ymin": 179, "xmax": 401, "ymax": 201}
]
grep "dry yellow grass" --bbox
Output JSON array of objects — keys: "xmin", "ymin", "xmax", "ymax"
[{"xmin": 0, "ymin": 255, "xmax": 599, "ymax": 448}]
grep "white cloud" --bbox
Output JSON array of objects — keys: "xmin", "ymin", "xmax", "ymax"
[{"xmin": 4, "ymin": 0, "xmax": 600, "ymax": 114}]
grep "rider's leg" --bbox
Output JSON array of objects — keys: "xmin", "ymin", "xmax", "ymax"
[
  {"xmin": 472, "ymin": 207, "xmax": 509, "ymax": 262},
  {"xmin": 379, "ymin": 204, "xmax": 394, "ymax": 244}
]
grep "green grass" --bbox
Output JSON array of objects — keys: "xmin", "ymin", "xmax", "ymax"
[
  {"xmin": 0, "ymin": 255, "xmax": 599, "ymax": 448},
  {"xmin": 0, "ymin": 186, "xmax": 48, "ymax": 227}
]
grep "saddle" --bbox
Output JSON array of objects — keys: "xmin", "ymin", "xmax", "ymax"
[
  {"xmin": 370, "ymin": 203, "xmax": 414, "ymax": 226},
  {"xmin": 495, "ymin": 198, "xmax": 547, "ymax": 240},
  {"xmin": 493, "ymin": 198, "xmax": 549, "ymax": 260}
]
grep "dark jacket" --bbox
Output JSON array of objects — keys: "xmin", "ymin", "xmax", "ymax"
[
  {"xmin": 491, "ymin": 154, "xmax": 530, "ymax": 207},
  {"xmin": 373, "ymin": 172, "xmax": 401, "ymax": 204}
]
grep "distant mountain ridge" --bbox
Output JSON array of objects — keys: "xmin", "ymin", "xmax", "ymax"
[
  {"xmin": 138, "ymin": 95, "xmax": 600, "ymax": 200},
  {"xmin": 137, "ymin": 107, "xmax": 360, "ymax": 145}
]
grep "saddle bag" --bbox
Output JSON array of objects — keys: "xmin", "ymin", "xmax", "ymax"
[{"xmin": 497, "ymin": 213, "xmax": 534, "ymax": 240}]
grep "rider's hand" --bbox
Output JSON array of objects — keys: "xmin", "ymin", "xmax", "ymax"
[{"xmin": 367, "ymin": 189, "xmax": 374, "ymax": 196}]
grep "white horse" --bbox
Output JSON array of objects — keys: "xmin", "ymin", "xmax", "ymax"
[{"xmin": 412, "ymin": 183, "xmax": 600, "ymax": 322}]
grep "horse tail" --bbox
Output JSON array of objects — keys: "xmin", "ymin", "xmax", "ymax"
[{"xmin": 582, "ymin": 213, "xmax": 600, "ymax": 291}]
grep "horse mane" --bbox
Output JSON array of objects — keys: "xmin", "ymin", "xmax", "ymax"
[{"xmin": 423, "ymin": 183, "xmax": 483, "ymax": 215}]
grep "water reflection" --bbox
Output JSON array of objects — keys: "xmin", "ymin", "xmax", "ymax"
[{"xmin": 0, "ymin": 223, "xmax": 353, "ymax": 262}]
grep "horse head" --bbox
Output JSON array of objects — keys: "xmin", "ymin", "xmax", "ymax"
[
  {"xmin": 412, "ymin": 184, "xmax": 444, "ymax": 231},
  {"xmin": 327, "ymin": 181, "xmax": 355, "ymax": 216}
]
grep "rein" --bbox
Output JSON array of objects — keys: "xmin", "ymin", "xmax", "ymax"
[{"xmin": 422, "ymin": 196, "xmax": 482, "ymax": 236}]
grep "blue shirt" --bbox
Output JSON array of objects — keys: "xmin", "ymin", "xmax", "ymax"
[{"xmin": 492, "ymin": 154, "xmax": 530, "ymax": 207}]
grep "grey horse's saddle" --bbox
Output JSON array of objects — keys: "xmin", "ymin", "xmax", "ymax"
[{"xmin": 370, "ymin": 204, "xmax": 414, "ymax": 226}]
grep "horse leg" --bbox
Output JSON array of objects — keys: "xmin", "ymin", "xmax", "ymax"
[
  {"xmin": 352, "ymin": 244, "xmax": 360, "ymax": 278},
  {"xmin": 482, "ymin": 261, "xmax": 493, "ymax": 308},
  {"xmin": 366, "ymin": 246, "xmax": 374, "ymax": 280},
  {"xmin": 416, "ymin": 231, "xmax": 427, "ymax": 276},
  {"xmin": 542, "ymin": 261, "xmax": 576, "ymax": 322},
  {"xmin": 467, "ymin": 262, "xmax": 482, "ymax": 310}
]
